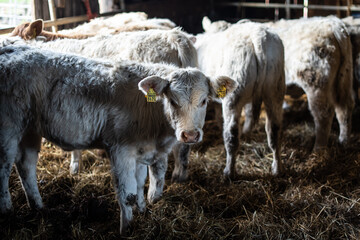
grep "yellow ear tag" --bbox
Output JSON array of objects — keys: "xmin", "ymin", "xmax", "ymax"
[
  {"xmin": 32, "ymin": 28, "xmax": 37, "ymax": 39},
  {"xmin": 217, "ymin": 85, "xmax": 227, "ymax": 98},
  {"xmin": 146, "ymin": 88, "xmax": 156, "ymax": 102}
]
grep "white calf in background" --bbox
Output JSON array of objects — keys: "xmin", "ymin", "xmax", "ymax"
[
  {"xmin": 58, "ymin": 11, "xmax": 176, "ymax": 35},
  {"xmin": 204, "ymin": 16, "xmax": 354, "ymax": 151},
  {"xmin": 194, "ymin": 21, "xmax": 286, "ymax": 178},
  {"xmin": 266, "ymin": 16, "xmax": 354, "ymax": 149},
  {"xmin": 0, "ymin": 44, "xmax": 237, "ymax": 234}
]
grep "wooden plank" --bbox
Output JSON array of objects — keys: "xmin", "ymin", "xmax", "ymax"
[{"xmin": 0, "ymin": 15, "xmax": 88, "ymax": 35}]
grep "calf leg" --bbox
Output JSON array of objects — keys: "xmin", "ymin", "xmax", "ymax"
[
  {"xmin": 222, "ymin": 101, "xmax": 242, "ymax": 179},
  {"xmin": 263, "ymin": 96, "xmax": 284, "ymax": 176},
  {"xmin": 109, "ymin": 146, "xmax": 137, "ymax": 235},
  {"xmin": 0, "ymin": 131, "xmax": 21, "ymax": 214},
  {"xmin": 307, "ymin": 90, "xmax": 335, "ymax": 150},
  {"xmin": 334, "ymin": 93, "xmax": 354, "ymax": 145},
  {"xmin": 148, "ymin": 154, "xmax": 167, "ymax": 204},
  {"xmin": 136, "ymin": 163, "xmax": 147, "ymax": 213},
  {"xmin": 15, "ymin": 132, "xmax": 43, "ymax": 210},
  {"xmin": 171, "ymin": 143, "xmax": 190, "ymax": 183},
  {"xmin": 70, "ymin": 150, "xmax": 81, "ymax": 175}
]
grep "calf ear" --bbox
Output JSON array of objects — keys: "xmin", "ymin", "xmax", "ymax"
[
  {"xmin": 210, "ymin": 76, "xmax": 238, "ymax": 98},
  {"xmin": 202, "ymin": 16, "xmax": 212, "ymax": 32},
  {"xmin": 29, "ymin": 19, "xmax": 43, "ymax": 38},
  {"xmin": 138, "ymin": 76, "xmax": 169, "ymax": 96}
]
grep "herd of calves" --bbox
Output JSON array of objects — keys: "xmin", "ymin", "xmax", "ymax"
[{"xmin": 1, "ymin": 12, "xmax": 359, "ymax": 234}]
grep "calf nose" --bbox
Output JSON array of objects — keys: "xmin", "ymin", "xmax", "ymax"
[{"xmin": 181, "ymin": 130, "xmax": 200, "ymax": 143}]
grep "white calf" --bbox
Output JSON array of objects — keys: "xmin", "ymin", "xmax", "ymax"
[
  {"xmin": 195, "ymin": 21, "xmax": 286, "ymax": 178},
  {"xmin": 267, "ymin": 17, "xmax": 354, "ymax": 149},
  {"xmin": 204, "ymin": 16, "xmax": 355, "ymax": 151}
]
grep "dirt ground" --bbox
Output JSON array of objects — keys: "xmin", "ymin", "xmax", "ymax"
[{"xmin": 1, "ymin": 96, "xmax": 360, "ymax": 240}]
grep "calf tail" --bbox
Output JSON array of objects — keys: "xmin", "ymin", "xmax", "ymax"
[{"xmin": 333, "ymin": 22, "xmax": 355, "ymax": 109}]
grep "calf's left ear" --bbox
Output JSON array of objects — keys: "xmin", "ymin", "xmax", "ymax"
[
  {"xmin": 138, "ymin": 76, "xmax": 169, "ymax": 97},
  {"xmin": 210, "ymin": 76, "xmax": 238, "ymax": 98}
]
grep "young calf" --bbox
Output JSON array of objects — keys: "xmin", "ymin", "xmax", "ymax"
[
  {"xmin": 204, "ymin": 16, "xmax": 355, "ymax": 151},
  {"xmin": 20, "ymin": 28, "xmax": 198, "ymax": 180},
  {"xmin": 266, "ymin": 16, "xmax": 354, "ymax": 149},
  {"xmin": 195, "ymin": 21, "xmax": 286, "ymax": 178},
  {"xmin": 0, "ymin": 44, "xmax": 237, "ymax": 234}
]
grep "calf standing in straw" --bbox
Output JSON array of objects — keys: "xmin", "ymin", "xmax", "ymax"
[
  {"xmin": 0, "ymin": 44, "xmax": 237, "ymax": 234},
  {"xmin": 10, "ymin": 26, "xmax": 198, "ymax": 187},
  {"xmin": 194, "ymin": 20, "xmax": 285, "ymax": 178},
  {"xmin": 203, "ymin": 16, "xmax": 354, "ymax": 151}
]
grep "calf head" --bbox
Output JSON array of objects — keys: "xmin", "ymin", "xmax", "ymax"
[
  {"xmin": 139, "ymin": 68, "xmax": 237, "ymax": 144},
  {"xmin": 10, "ymin": 19, "xmax": 43, "ymax": 40},
  {"xmin": 202, "ymin": 16, "xmax": 232, "ymax": 33}
]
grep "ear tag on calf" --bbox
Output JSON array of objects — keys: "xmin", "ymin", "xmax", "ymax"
[
  {"xmin": 146, "ymin": 88, "xmax": 156, "ymax": 102},
  {"xmin": 217, "ymin": 85, "xmax": 227, "ymax": 98}
]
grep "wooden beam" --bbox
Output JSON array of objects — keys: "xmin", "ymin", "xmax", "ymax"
[{"xmin": 0, "ymin": 15, "xmax": 88, "ymax": 35}]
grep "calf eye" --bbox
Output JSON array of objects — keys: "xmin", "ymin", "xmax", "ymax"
[
  {"xmin": 170, "ymin": 99, "xmax": 178, "ymax": 107},
  {"xmin": 200, "ymin": 99, "xmax": 207, "ymax": 107}
]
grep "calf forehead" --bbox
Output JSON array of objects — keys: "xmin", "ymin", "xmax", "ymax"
[{"xmin": 169, "ymin": 69, "xmax": 209, "ymax": 101}]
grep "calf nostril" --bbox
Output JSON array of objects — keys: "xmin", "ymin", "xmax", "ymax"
[
  {"xmin": 195, "ymin": 131, "xmax": 200, "ymax": 141},
  {"xmin": 181, "ymin": 132, "xmax": 188, "ymax": 141}
]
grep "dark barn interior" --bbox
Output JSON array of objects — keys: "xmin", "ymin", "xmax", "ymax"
[{"xmin": 1, "ymin": 0, "xmax": 360, "ymax": 239}]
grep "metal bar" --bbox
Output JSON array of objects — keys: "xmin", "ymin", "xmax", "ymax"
[{"xmin": 217, "ymin": 2, "xmax": 360, "ymax": 11}]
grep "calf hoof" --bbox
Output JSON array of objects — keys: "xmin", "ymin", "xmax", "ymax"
[
  {"xmin": 171, "ymin": 171, "xmax": 188, "ymax": 183},
  {"xmin": 271, "ymin": 162, "xmax": 284, "ymax": 177},
  {"xmin": 223, "ymin": 168, "xmax": 236, "ymax": 180},
  {"xmin": 70, "ymin": 163, "xmax": 79, "ymax": 175},
  {"xmin": 147, "ymin": 192, "xmax": 162, "ymax": 205},
  {"xmin": 338, "ymin": 136, "xmax": 348, "ymax": 147},
  {"xmin": 137, "ymin": 201, "xmax": 146, "ymax": 213},
  {"xmin": 120, "ymin": 219, "xmax": 130, "ymax": 236},
  {"xmin": 0, "ymin": 198, "xmax": 13, "ymax": 215}
]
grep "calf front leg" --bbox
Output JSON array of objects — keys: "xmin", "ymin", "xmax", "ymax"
[
  {"xmin": 110, "ymin": 146, "xmax": 137, "ymax": 235},
  {"xmin": 148, "ymin": 154, "xmax": 168, "ymax": 204},
  {"xmin": 222, "ymin": 103, "xmax": 241, "ymax": 179},
  {"xmin": 0, "ymin": 132, "xmax": 21, "ymax": 214},
  {"xmin": 136, "ymin": 163, "xmax": 147, "ymax": 213},
  {"xmin": 70, "ymin": 150, "xmax": 82, "ymax": 175},
  {"xmin": 171, "ymin": 143, "xmax": 190, "ymax": 183},
  {"xmin": 15, "ymin": 132, "xmax": 43, "ymax": 210}
]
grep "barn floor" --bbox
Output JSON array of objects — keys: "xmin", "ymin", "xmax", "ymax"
[{"xmin": 1, "ymin": 96, "xmax": 360, "ymax": 239}]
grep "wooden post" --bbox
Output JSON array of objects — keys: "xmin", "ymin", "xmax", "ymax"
[
  {"xmin": 347, "ymin": 0, "xmax": 352, "ymax": 17},
  {"xmin": 32, "ymin": 0, "xmax": 42, "ymax": 20},
  {"xmin": 303, "ymin": 0, "xmax": 308, "ymax": 18},
  {"xmin": 48, "ymin": 0, "xmax": 58, "ymax": 32},
  {"xmin": 285, "ymin": 0, "xmax": 290, "ymax": 19}
]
